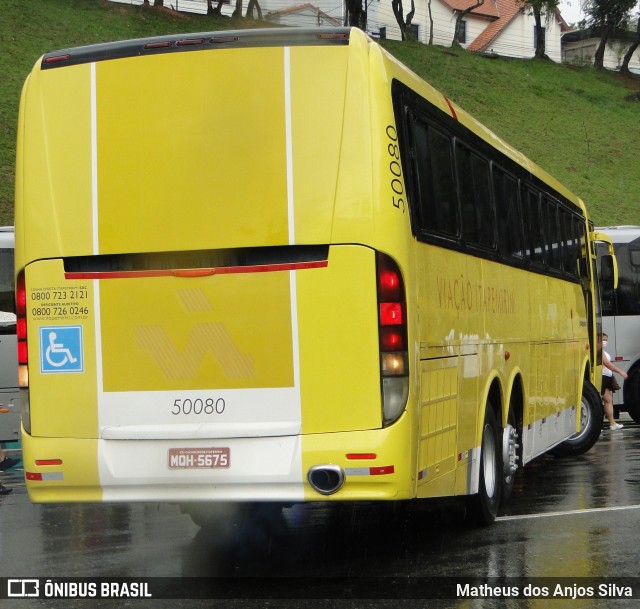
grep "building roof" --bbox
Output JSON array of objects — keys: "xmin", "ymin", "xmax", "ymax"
[
  {"xmin": 441, "ymin": 0, "xmax": 571, "ymax": 53},
  {"xmin": 265, "ymin": 3, "xmax": 342, "ymax": 27},
  {"xmin": 440, "ymin": 0, "xmax": 499, "ymax": 20},
  {"xmin": 466, "ymin": 0, "xmax": 522, "ymax": 52}
]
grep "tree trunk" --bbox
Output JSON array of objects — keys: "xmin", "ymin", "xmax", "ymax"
[
  {"xmin": 594, "ymin": 27, "xmax": 611, "ymax": 70},
  {"xmin": 153, "ymin": 0, "xmax": 164, "ymax": 6},
  {"xmin": 246, "ymin": 0, "xmax": 263, "ymax": 19},
  {"xmin": 452, "ymin": 1, "xmax": 483, "ymax": 48},
  {"xmin": 345, "ymin": 0, "xmax": 367, "ymax": 30},
  {"xmin": 621, "ymin": 16, "xmax": 640, "ymax": 76},
  {"xmin": 391, "ymin": 0, "xmax": 415, "ymax": 41},
  {"xmin": 232, "ymin": 0, "xmax": 243, "ymax": 18},
  {"xmin": 428, "ymin": 0, "xmax": 434, "ymax": 45},
  {"xmin": 533, "ymin": 7, "xmax": 547, "ymax": 59},
  {"xmin": 208, "ymin": 0, "xmax": 224, "ymax": 16}
]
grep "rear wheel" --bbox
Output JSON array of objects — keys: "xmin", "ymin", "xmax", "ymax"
[
  {"xmin": 500, "ymin": 408, "xmax": 519, "ymax": 507},
  {"xmin": 552, "ymin": 380, "xmax": 603, "ymax": 457},
  {"xmin": 467, "ymin": 406, "xmax": 502, "ymax": 526},
  {"xmin": 623, "ymin": 368, "xmax": 640, "ymax": 423}
]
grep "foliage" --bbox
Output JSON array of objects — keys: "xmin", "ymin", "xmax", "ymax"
[
  {"xmin": 0, "ymin": 0, "xmax": 638, "ymax": 226},
  {"xmin": 584, "ymin": 0, "xmax": 638, "ymax": 68},
  {"xmin": 381, "ymin": 40, "xmax": 640, "ymax": 225}
]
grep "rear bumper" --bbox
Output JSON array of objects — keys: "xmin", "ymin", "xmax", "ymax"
[{"xmin": 23, "ymin": 415, "xmax": 415, "ymax": 503}]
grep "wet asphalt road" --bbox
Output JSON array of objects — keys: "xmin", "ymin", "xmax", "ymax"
[{"xmin": 1, "ymin": 417, "xmax": 640, "ymax": 609}]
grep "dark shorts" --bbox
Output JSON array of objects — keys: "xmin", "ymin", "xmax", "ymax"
[{"xmin": 602, "ymin": 375, "xmax": 616, "ymax": 395}]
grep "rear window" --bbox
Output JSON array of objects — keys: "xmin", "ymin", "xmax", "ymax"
[{"xmin": 0, "ymin": 247, "xmax": 15, "ymax": 334}]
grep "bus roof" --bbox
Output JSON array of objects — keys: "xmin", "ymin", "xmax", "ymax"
[
  {"xmin": 596, "ymin": 226, "xmax": 640, "ymax": 243},
  {"xmin": 40, "ymin": 27, "xmax": 351, "ymax": 70}
]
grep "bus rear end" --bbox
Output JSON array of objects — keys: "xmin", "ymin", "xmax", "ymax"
[{"xmin": 16, "ymin": 29, "xmax": 413, "ymax": 504}]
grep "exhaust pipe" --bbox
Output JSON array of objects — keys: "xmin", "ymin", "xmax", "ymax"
[{"xmin": 307, "ymin": 464, "xmax": 345, "ymax": 496}]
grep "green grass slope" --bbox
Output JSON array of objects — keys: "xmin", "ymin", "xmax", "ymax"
[{"xmin": 1, "ymin": 0, "xmax": 638, "ymax": 225}]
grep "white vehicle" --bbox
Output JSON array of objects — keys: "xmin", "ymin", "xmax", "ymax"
[
  {"xmin": 597, "ymin": 226, "xmax": 640, "ymax": 422},
  {"xmin": 0, "ymin": 227, "xmax": 19, "ymax": 442}
]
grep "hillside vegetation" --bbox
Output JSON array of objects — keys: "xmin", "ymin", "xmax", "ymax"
[{"xmin": 1, "ymin": 0, "xmax": 638, "ymax": 226}]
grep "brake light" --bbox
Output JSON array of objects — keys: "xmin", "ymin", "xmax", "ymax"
[
  {"xmin": 376, "ymin": 253, "xmax": 409, "ymax": 426},
  {"xmin": 16, "ymin": 271, "xmax": 28, "ymax": 379}
]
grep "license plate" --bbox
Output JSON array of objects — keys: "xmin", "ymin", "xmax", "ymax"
[{"xmin": 168, "ymin": 447, "xmax": 230, "ymax": 469}]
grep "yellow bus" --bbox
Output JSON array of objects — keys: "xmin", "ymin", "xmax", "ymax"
[{"xmin": 15, "ymin": 27, "xmax": 605, "ymax": 525}]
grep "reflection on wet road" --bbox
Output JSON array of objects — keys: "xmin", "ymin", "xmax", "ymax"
[{"xmin": 1, "ymin": 419, "xmax": 639, "ymax": 607}]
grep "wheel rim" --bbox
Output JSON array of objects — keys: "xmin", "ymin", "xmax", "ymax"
[
  {"xmin": 569, "ymin": 394, "xmax": 591, "ymax": 441},
  {"xmin": 502, "ymin": 423, "xmax": 518, "ymax": 479},
  {"xmin": 482, "ymin": 423, "xmax": 497, "ymax": 498}
]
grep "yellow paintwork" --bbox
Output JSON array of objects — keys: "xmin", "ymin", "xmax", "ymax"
[{"xmin": 15, "ymin": 28, "xmax": 597, "ymax": 504}]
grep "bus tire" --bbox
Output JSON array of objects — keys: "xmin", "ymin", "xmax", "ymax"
[
  {"xmin": 500, "ymin": 408, "xmax": 519, "ymax": 508},
  {"xmin": 467, "ymin": 406, "xmax": 502, "ymax": 526},
  {"xmin": 552, "ymin": 380, "xmax": 603, "ymax": 457},
  {"xmin": 623, "ymin": 368, "xmax": 640, "ymax": 423}
]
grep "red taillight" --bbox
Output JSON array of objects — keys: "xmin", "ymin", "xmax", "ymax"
[
  {"xmin": 16, "ymin": 271, "xmax": 28, "ymax": 378},
  {"xmin": 16, "ymin": 272, "xmax": 26, "ymax": 316},
  {"xmin": 17, "ymin": 342, "xmax": 28, "ymax": 365},
  {"xmin": 376, "ymin": 253, "xmax": 409, "ymax": 426},
  {"xmin": 380, "ymin": 302, "xmax": 404, "ymax": 326},
  {"xmin": 377, "ymin": 254, "xmax": 407, "ymax": 353},
  {"xmin": 380, "ymin": 327, "xmax": 406, "ymax": 351}
]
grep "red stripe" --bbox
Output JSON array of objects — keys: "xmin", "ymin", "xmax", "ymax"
[
  {"xmin": 64, "ymin": 260, "xmax": 328, "ymax": 280},
  {"xmin": 26, "ymin": 472, "xmax": 42, "ymax": 481},
  {"xmin": 443, "ymin": 96, "xmax": 458, "ymax": 121}
]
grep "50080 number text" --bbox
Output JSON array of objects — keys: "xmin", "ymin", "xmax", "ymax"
[{"xmin": 171, "ymin": 398, "xmax": 226, "ymax": 416}]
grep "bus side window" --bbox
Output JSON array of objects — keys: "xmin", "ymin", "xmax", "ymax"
[
  {"xmin": 543, "ymin": 196, "xmax": 562, "ymax": 271},
  {"xmin": 456, "ymin": 143, "xmax": 494, "ymax": 250},
  {"xmin": 409, "ymin": 117, "xmax": 458, "ymax": 238},
  {"xmin": 616, "ymin": 245, "xmax": 640, "ymax": 315},
  {"xmin": 521, "ymin": 187, "xmax": 544, "ymax": 265},
  {"xmin": 494, "ymin": 168, "xmax": 523, "ymax": 260},
  {"xmin": 0, "ymin": 246, "xmax": 16, "ymax": 335}
]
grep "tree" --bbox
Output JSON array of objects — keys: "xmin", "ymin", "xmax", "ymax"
[
  {"xmin": 207, "ymin": 0, "xmax": 225, "ymax": 15},
  {"xmin": 246, "ymin": 0, "xmax": 263, "ymax": 20},
  {"xmin": 452, "ymin": 0, "xmax": 484, "ymax": 47},
  {"xmin": 344, "ymin": 0, "xmax": 367, "ymax": 30},
  {"xmin": 427, "ymin": 0, "xmax": 434, "ymax": 44},
  {"xmin": 585, "ymin": 0, "xmax": 637, "ymax": 69},
  {"xmin": 621, "ymin": 13, "xmax": 640, "ymax": 75},
  {"xmin": 517, "ymin": 0, "xmax": 559, "ymax": 59},
  {"xmin": 391, "ymin": 0, "xmax": 416, "ymax": 40}
]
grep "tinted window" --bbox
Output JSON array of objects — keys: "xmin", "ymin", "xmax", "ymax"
[
  {"xmin": 456, "ymin": 143, "xmax": 494, "ymax": 249},
  {"xmin": 613, "ymin": 241, "xmax": 640, "ymax": 315},
  {"xmin": 410, "ymin": 117, "xmax": 458, "ymax": 237},
  {"xmin": 0, "ymin": 247, "xmax": 15, "ymax": 335},
  {"xmin": 543, "ymin": 197, "xmax": 562, "ymax": 270},
  {"xmin": 494, "ymin": 169, "xmax": 523, "ymax": 259}
]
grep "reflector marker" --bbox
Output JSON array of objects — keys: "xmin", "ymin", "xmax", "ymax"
[
  {"xmin": 64, "ymin": 260, "xmax": 328, "ymax": 280},
  {"xmin": 346, "ymin": 453, "xmax": 377, "ymax": 460},
  {"xmin": 344, "ymin": 465, "xmax": 395, "ymax": 476},
  {"xmin": 43, "ymin": 54, "xmax": 71, "ymax": 64},
  {"xmin": 26, "ymin": 472, "xmax": 64, "ymax": 481},
  {"xmin": 35, "ymin": 459, "xmax": 63, "ymax": 466}
]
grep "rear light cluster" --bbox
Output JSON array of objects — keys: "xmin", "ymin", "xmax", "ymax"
[
  {"xmin": 16, "ymin": 271, "xmax": 30, "ymax": 433},
  {"xmin": 376, "ymin": 253, "xmax": 409, "ymax": 426}
]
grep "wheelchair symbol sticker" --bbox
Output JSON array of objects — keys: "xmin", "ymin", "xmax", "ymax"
[{"xmin": 39, "ymin": 326, "xmax": 84, "ymax": 374}]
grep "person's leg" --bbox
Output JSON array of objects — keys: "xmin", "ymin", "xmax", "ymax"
[{"xmin": 603, "ymin": 388, "xmax": 623, "ymax": 429}]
